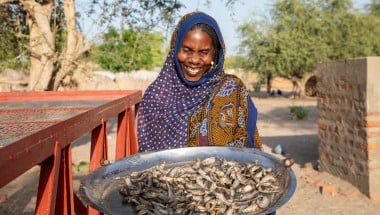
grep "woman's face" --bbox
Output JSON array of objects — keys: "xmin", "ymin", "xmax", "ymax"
[{"xmin": 177, "ymin": 29, "xmax": 215, "ymax": 82}]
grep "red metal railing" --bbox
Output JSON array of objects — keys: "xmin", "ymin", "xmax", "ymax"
[{"xmin": 0, "ymin": 90, "xmax": 142, "ymax": 215}]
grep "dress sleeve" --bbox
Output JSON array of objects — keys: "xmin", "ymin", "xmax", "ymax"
[{"xmin": 246, "ymin": 95, "xmax": 258, "ymax": 148}]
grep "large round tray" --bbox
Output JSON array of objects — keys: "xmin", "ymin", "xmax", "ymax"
[{"xmin": 78, "ymin": 146, "xmax": 296, "ymax": 215}]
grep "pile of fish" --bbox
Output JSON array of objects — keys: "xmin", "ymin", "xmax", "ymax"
[{"xmin": 118, "ymin": 157, "xmax": 282, "ymax": 214}]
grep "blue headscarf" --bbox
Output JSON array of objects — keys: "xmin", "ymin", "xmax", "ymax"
[{"xmin": 170, "ymin": 12, "xmax": 225, "ymax": 87}]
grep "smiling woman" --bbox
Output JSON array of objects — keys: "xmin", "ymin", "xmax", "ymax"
[
  {"xmin": 137, "ymin": 11, "xmax": 263, "ymax": 154},
  {"xmin": 134, "ymin": 11, "xmax": 281, "ymax": 214}
]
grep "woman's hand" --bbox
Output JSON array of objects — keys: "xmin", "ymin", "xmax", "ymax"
[{"xmin": 283, "ymin": 157, "xmax": 295, "ymax": 168}]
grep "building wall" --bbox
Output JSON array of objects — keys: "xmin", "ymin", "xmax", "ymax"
[{"xmin": 316, "ymin": 57, "xmax": 380, "ymax": 200}]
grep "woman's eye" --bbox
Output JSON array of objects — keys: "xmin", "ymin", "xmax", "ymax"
[
  {"xmin": 201, "ymin": 51, "xmax": 209, "ymax": 55},
  {"xmin": 182, "ymin": 48, "xmax": 191, "ymax": 53}
]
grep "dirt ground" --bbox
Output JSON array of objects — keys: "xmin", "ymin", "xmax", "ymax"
[
  {"xmin": 1, "ymin": 89, "xmax": 380, "ymax": 214},
  {"xmin": 252, "ymin": 93, "xmax": 380, "ymax": 215}
]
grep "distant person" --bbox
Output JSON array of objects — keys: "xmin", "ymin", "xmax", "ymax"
[{"xmin": 277, "ymin": 89, "xmax": 282, "ymax": 96}]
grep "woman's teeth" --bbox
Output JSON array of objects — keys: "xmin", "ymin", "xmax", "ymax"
[{"xmin": 186, "ymin": 66, "xmax": 201, "ymax": 75}]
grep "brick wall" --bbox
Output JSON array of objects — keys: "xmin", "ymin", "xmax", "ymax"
[{"xmin": 316, "ymin": 57, "xmax": 380, "ymax": 200}]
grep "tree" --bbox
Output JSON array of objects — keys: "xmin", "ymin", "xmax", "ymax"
[
  {"xmin": 0, "ymin": 3, "xmax": 29, "ymax": 71},
  {"xmin": 238, "ymin": 0, "xmax": 322, "ymax": 95},
  {"xmin": 0, "ymin": 0, "xmax": 91, "ymax": 91},
  {"xmin": 224, "ymin": 55, "xmax": 247, "ymax": 70},
  {"xmin": 238, "ymin": 0, "xmax": 380, "ymax": 96},
  {"xmin": 238, "ymin": 20, "xmax": 278, "ymax": 95},
  {"xmin": 0, "ymin": 0, "xmax": 183, "ymax": 91},
  {"xmin": 0, "ymin": 0, "xmax": 238, "ymax": 91},
  {"xmin": 91, "ymin": 28, "xmax": 165, "ymax": 72},
  {"xmin": 366, "ymin": 0, "xmax": 380, "ymax": 17},
  {"xmin": 319, "ymin": 0, "xmax": 379, "ymax": 60}
]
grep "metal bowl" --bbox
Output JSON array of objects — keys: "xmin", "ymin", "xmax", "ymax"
[{"xmin": 78, "ymin": 146, "xmax": 297, "ymax": 215}]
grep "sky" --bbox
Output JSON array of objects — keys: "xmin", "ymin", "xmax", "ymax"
[
  {"xmin": 177, "ymin": 0, "xmax": 371, "ymax": 56},
  {"xmin": 78, "ymin": 0, "xmax": 371, "ymax": 56}
]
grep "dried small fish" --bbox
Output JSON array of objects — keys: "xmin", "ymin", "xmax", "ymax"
[
  {"xmin": 201, "ymin": 157, "xmax": 216, "ymax": 166},
  {"xmin": 257, "ymin": 195, "xmax": 271, "ymax": 209},
  {"xmin": 241, "ymin": 204, "xmax": 259, "ymax": 213},
  {"xmin": 118, "ymin": 157, "xmax": 283, "ymax": 214}
]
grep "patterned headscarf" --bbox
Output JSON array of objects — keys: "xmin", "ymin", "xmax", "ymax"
[
  {"xmin": 137, "ymin": 12, "xmax": 226, "ymax": 152},
  {"xmin": 137, "ymin": 12, "xmax": 260, "ymax": 152}
]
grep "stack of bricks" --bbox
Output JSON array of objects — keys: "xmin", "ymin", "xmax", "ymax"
[{"xmin": 316, "ymin": 57, "xmax": 380, "ymax": 200}]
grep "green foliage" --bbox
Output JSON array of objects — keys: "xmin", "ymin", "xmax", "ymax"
[
  {"xmin": 289, "ymin": 106, "xmax": 308, "ymax": 120},
  {"xmin": 0, "ymin": 3, "xmax": 29, "ymax": 72},
  {"xmin": 253, "ymin": 82, "xmax": 262, "ymax": 92},
  {"xmin": 238, "ymin": 0, "xmax": 380, "ymax": 87},
  {"xmin": 53, "ymin": 1, "xmax": 67, "ymax": 54},
  {"xmin": 150, "ymin": 33, "xmax": 167, "ymax": 68},
  {"xmin": 319, "ymin": 0, "xmax": 380, "ymax": 59},
  {"xmin": 82, "ymin": 0, "xmax": 241, "ymax": 33},
  {"xmin": 224, "ymin": 55, "xmax": 247, "ymax": 69},
  {"xmin": 0, "ymin": 0, "xmax": 241, "ymax": 91},
  {"xmin": 253, "ymin": 76, "xmax": 265, "ymax": 92},
  {"xmin": 366, "ymin": 0, "xmax": 380, "ymax": 17},
  {"xmin": 0, "ymin": 31, "xmax": 27, "ymax": 71},
  {"xmin": 91, "ymin": 28, "xmax": 165, "ymax": 72},
  {"xmin": 84, "ymin": 1, "xmax": 184, "ymax": 31}
]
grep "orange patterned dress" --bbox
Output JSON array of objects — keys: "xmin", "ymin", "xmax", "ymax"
[{"xmin": 188, "ymin": 74, "xmax": 263, "ymax": 149}]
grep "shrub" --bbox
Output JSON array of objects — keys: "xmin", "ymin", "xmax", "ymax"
[
  {"xmin": 253, "ymin": 76, "xmax": 265, "ymax": 92},
  {"xmin": 253, "ymin": 82, "xmax": 262, "ymax": 92},
  {"xmin": 289, "ymin": 106, "xmax": 308, "ymax": 120}
]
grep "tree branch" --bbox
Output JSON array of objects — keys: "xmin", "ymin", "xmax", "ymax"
[{"xmin": 0, "ymin": 0, "xmax": 19, "ymax": 4}]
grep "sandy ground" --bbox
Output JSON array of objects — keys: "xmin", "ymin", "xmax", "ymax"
[
  {"xmin": 1, "ymin": 91, "xmax": 380, "ymax": 214},
  {"xmin": 253, "ymin": 94, "xmax": 380, "ymax": 215}
]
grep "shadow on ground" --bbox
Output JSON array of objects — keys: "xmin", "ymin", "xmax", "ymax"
[
  {"xmin": 250, "ymin": 90, "xmax": 303, "ymax": 99},
  {"xmin": 262, "ymin": 134, "xmax": 319, "ymax": 168},
  {"xmin": 0, "ymin": 167, "xmax": 39, "ymax": 215}
]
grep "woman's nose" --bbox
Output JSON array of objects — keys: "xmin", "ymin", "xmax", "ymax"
[{"xmin": 188, "ymin": 53, "xmax": 201, "ymax": 64}]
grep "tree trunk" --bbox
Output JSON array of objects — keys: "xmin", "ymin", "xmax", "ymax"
[
  {"xmin": 15, "ymin": 0, "xmax": 90, "ymax": 91},
  {"xmin": 53, "ymin": 0, "xmax": 90, "ymax": 90},
  {"xmin": 266, "ymin": 73, "xmax": 272, "ymax": 96},
  {"xmin": 22, "ymin": 0, "xmax": 55, "ymax": 91},
  {"xmin": 291, "ymin": 78, "xmax": 302, "ymax": 99}
]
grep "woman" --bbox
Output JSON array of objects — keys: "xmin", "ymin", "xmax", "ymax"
[
  {"xmin": 136, "ymin": 12, "xmax": 291, "ymax": 214},
  {"xmin": 137, "ymin": 11, "xmax": 263, "ymax": 152}
]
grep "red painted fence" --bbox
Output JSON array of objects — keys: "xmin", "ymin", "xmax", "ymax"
[{"xmin": 0, "ymin": 90, "xmax": 142, "ymax": 214}]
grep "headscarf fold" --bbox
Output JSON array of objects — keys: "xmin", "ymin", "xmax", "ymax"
[{"xmin": 137, "ymin": 12, "xmax": 260, "ymax": 152}]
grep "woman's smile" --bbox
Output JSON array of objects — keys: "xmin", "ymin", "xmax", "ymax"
[{"xmin": 182, "ymin": 64, "xmax": 205, "ymax": 76}]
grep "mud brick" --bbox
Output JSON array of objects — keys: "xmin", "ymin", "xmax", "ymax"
[
  {"xmin": 321, "ymin": 184, "xmax": 336, "ymax": 196},
  {"xmin": 310, "ymin": 179, "xmax": 325, "ymax": 188},
  {"xmin": 337, "ymin": 188, "xmax": 359, "ymax": 198},
  {"xmin": 303, "ymin": 162, "xmax": 314, "ymax": 170},
  {"xmin": 303, "ymin": 171, "xmax": 318, "ymax": 179},
  {"xmin": 0, "ymin": 193, "xmax": 7, "ymax": 203}
]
